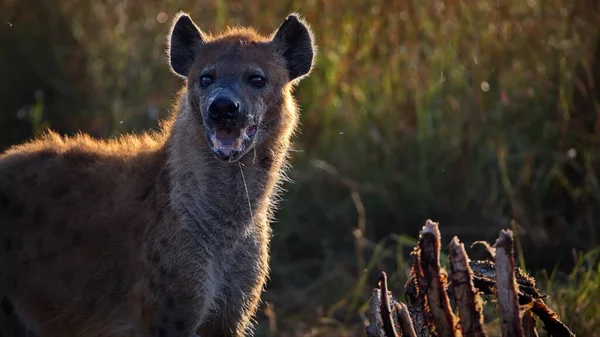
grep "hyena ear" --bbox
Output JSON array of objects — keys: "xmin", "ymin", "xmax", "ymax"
[
  {"xmin": 167, "ymin": 12, "xmax": 205, "ymax": 78},
  {"xmin": 271, "ymin": 13, "xmax": 317, "ymax": 82}
]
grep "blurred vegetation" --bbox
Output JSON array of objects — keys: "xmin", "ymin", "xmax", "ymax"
[{"xmin": 1, "ymin": 0, "xmax": 599, "ymax": 335}]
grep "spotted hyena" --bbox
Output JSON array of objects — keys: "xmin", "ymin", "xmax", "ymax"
[{"xmin": 0, "ymin": 11, "xmax": 316, "ymax": 337}]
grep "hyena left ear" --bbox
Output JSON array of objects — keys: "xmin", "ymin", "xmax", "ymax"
[
  {"xmin": 168, "ymin": 12, "xmax": 206, "ymax": 78},
  {"xmin": 271, "ymin": 13, "xmax": 317, "ymax": 82}
]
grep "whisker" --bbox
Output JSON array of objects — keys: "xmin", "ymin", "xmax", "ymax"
[{"xmin": 238, "ymin": 161, "xmax": 253, "ymax": 218}]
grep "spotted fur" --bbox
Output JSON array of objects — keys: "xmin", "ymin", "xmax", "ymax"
[{"xmin": 0, "ymin": 11, "xmax": 316, "ymax": 337}]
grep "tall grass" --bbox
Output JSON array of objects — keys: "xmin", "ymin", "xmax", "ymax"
[{"xmin": 1, "ymin": 0, "xmax": 599, "ymax": 335}]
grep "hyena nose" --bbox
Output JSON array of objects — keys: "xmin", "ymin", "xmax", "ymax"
[{"xmin": 208, "ymin": 97, "xmax": 240, "ymax": 121}]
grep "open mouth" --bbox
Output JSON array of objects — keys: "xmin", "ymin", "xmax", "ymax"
[{"xmin": 208, "ymin": 125, "xmax": 257, "ymax": 162}]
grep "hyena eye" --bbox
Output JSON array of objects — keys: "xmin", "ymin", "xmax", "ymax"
[
  {"xmin": 248, "ymin": 75, "xmax": 266, "ymax": 88},
  {"xmin": 199, "ymin": 75, "xmax": 214, "ymax": 87}
]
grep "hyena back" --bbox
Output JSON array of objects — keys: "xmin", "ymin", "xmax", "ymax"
[{"xmin": 0, "ymin": 11, "xmax": 316, "ymax": 337}]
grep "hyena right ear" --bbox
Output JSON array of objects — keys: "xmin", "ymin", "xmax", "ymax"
[
  {"xmin": 271, "ymin": 13, "xmax": 317, "ymax": 83},
  {"xmin": 168, "ymin": 12, "xmax": 205, "ymax": 78}
]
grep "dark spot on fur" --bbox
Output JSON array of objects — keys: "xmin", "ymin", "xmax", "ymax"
[
  {"xmin": 38, "ymin": 149, "xmax": 57, "ymax": 160},
  {"xmin": 13, "ymin": 238, "xmax": 23, "ymax": 252},
  {"xmin": 99, "ymin": 232, "xmax": 112, "ymax": 244},
  {"xmin": 1, "ymin": 296, "xmax": 33, "ymax": 336},
  {"xmin": 149, "ymin": 277, "xmax": 158, "ymax": 293},
  {"xmin": 52, "ymin": 224, "xmax": 66, "ymax": 237},
  {"xmin": 71, "ymin": 231, "xmax": 83, "ymax": 246},
  {"xmin": 86, "ymin": 297, "xmax": 97, "ymax": 309},
  {"xmin": 151, "ymin": 252, "xmax": 160, "ymax": 264},
  {"xmin": 175, "ymin": 319, "xmax": 186, "ymax": 331},
  {"xmin": 108, "ymin": 267, "xmax": 127, "ymax": 301},
  {"xmin": 51, "ymin": 185, "xmax": 70, "ymax": 199},
  {"xmin": 133, "ymin": 223, "xmax": 144, "ymax": 237},
  {"xmin": 159, "ymin": 266, "xmax": 167, "ymax": 279},
  {"xmin": 259, "ymin": 155, "xmax": 274, "ymax": 168},
  {"xmin": 6, "ymin": 275, "xmax": 17, "ymax": 291},
  {"xmin": 160, "ymin": 315, "xmax": 169, "ymax": 324},
  {"xmin": 157, "ymin": 279, "xmax": 166, "ymax": 292},
  {"xmin": 3, "ymin": 238, "xmax": 12, "ymax": 253},
  {"xmin": 62, "ymin": 269, "xmax": 75, "ymax": 283},
  {"xmin": 33, "ymin": 206, "xmax": 44, "ymax": 229},
  {"xmin": 139, "ymin": 183, "xmax": 155, "ymax": 201},
  {"xmin": 158, "ymin": 328, "xmax": 166, "ymax": 337},
  {"xmin": 41, "ymin": 251, "xmax": 58, "ymax": 264},
  {"xmin": 64, "ymin": 151, "xmax": 99, "ymax": 166},
  {"xmin": 1, "ymin": 297, "xmax": 13, "ymax": 316},
  {"xmin": 8, "ymin": 201, "xmax": 23, "ymax": 217},
  {"xmin": 0, "ymin": 192, "xmax": 9, "ymax": 209},
  {"xmin": 158, "ymin": 264, "xmax": 176, "ymax": 280},
  {"xmin": 165, "ymin": 295, "xmax": 175, "ymax": 308},
  {"xmin": 159, "ymin": 238, "xmax": 168, "ymax": 247}
]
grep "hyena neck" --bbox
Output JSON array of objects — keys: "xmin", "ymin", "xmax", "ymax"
[{"xmin": 164, "ymin": 92, "xmax": 291, "ymax": 251}]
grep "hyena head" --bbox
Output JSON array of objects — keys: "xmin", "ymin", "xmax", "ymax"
[{"xmin": 167, "ymin": 12, "xmax": 316, "ymax": 162}]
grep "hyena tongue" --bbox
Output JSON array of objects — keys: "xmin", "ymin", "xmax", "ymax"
[{"xmin": 215, "ymin": 128, "xmax": 241, "ymax": 147}]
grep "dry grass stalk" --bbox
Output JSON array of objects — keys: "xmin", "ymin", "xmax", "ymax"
[
  {"xmin": 394, "ymin": 301, "xmax": 418, "ymax": 337},
  {"xmin": 379, "ymin": 272, "xmax": 401, "ymax": 337},
  {"xmin": 366, "ymin": 272, "xmax": 420, "ymax": 337},
  {"xmin": 494, "ymin": 229, "xmax": 525, "ymax": 337},
  {"xmin": 416, "ymin": 220, "xmax": 458, "ymax": 337},
  {"xmin": 409, "ymin": 249, "xmax": 435, "ymax": 337},
  {"xmin": 522, "ymin": 311, "xmax": 539, "ymax": 337},
  {"xmin": 448, "ymin": 236, "xmax": 487, "ymax": 337},
  {"xmin": 366, "ymin": 221, "xmax": 576, "ymax": 337},
  {"xmin": 530, "ymin": 300, "xmax": 575, "ymax": 337}
]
